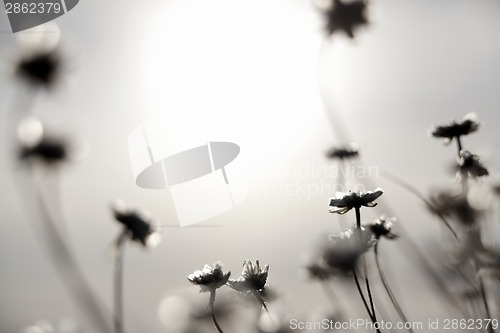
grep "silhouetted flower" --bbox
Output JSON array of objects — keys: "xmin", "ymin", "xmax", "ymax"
[
  {"xmin": 428, "ymin": 188, "xmax": 479, "ymax": 225},
  {"xmin": 18, "ymin": 117, "xmax": 68, "ymax": 164},
  {"xmin": 430, "ymin": 113, "xmax": 479, "ymax": 144},
  {"xmin": 329, "ymin": 188, "xmax": 383, "ymax": 214},
  {"xmin": 325, "ymin": 143, "xmax": 359, "ymax": 160},
  {"xmin": 112, "ymin": 201, "xmax": 161, "ymax": 247},
  {"xmin": 368, "ymin": 216, "xmax": 398, "ymax": 240},
  {"xmin": 16, "ymin": 50, "xmax": 61, "ymax": 87},
  {"xmin": 458, "ymin": 151, "xmax": 488, "ymax": 178},
  {"xmin": 324, "ymin": 0, "xmax": 368, "ymax": 38},
  {"xmin": 188, "ymin": 263, "xmax": 231, "ymax": 293},
  {"xmin": 323, "ymin": 227, "xmax": 374, "ymax": 274}
]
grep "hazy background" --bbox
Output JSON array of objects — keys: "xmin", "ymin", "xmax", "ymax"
[{"xmin": 1, "ymin": 0, "xmax": 500, "ymax": 332}]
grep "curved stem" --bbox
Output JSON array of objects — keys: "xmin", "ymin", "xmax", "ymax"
[
  {"xmin": 374, "ymin": 243, "xmax": 414, "ymax": 333},
  {"xmin": 380, "ymin": 171, "xmax": 459, "ymax": 240},
  {"xmin": 209, "ymin": 290, "xmax": 224, "ymax": 333},
  {"xmin": 365, "ymin": 276, "xmax": 378, "ymax": 324},
  {"xmin": 353, "ymin": 270, "xmax": 381, "ymax": 333},
  {"xmin": 114, "ymin": 232, "xmax": 127, "ymax": 333}
]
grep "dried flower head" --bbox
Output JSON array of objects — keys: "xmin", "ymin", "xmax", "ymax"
[
  {"xmin": 112, "ymin": 201, "xmax": 162, "ymax": 247},
  {"xmin": 229, "ymin": 260, "xmax": 269, "ymax": 293},
  {"xmin": 188, "ymin": 263, "xmax": 231, "ymax": 293},
  {"xmin": 325, "ymin": 143, "xmax": 359, "ymax": 160},
  {"xmin": 228, "ymin": 260, "xmax": 270, "ymax": 310},
  {"xmin": 18, "ymin": 117, "xmax": 68, "ymax": 165},
  {"xmin": 430, "ymin": 113, "xmax": 479, "ymax": 144},
  {"xmin": 324, "ymin": 0, "xmax": 368, "ymax": 38},
  {"xmin": 368, "ymin": 215, "xmax": 398, "ymax": 240},
  {"xmin": 323, "ymin": 227, "xmax": 374, "ymax": 274},
  {"xmin": 329, "ymin": 188, "xmax": 383, "ymax": 214},
  {"xmin": 458, "ymin": 151, "xmax": 489, "ymax": 178}
]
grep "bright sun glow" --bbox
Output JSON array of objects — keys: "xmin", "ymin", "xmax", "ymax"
[{"xmin": 141, "ymin": 0, "xmax": 326, "ymax": 170}]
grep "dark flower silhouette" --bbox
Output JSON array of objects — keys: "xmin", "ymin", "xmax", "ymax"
[
  {"xmin": 18, "ymin": 117, "xmax": 68, "ymax": 164},
  {"xmin": 458, "ymin": 151, "xmax": 489, "ymax": 178},
  {"xmin": 323, "ymin": 227, "xmax": 374, "ymax": 274},
  {"xmin": 324, "ymin": 0, "xmax": 368, "ymax": 38},
  {"xmin": 188, "ymin": 263, "xmax": 231, "ymax": 293},
  {"xmin": 16, "ymin": 50, "xmax": 61, "ymax": 88},
  {"xmin": 430, "ymin": 113, "xmax": 479, "ymax": 144},
  {"xmin": 329, "ymin": 188, "xmax": 383, "ymax": 214},
  {"xmin": 368, "ymin": 216, "xmax": 398, "ymax": 240},
  {"xmin": 325, "ymin": 143, "xmax": 359, "ymax": 160},
  {"xmin": 112, "ymin": 202, "xmax": 161, "ymax": 247}
]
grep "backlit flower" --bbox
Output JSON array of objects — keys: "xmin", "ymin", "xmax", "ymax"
[
  {"xmin": 323, "ymin": 227, "xmax": 374, "ymax": 274},
  {"xmin": 112, "ymin": 201, "xmax": 161, "ymax": 247},
  {"xmin": 188, "ymin": 263, "xmax": 231, "ymax": 293},
  {"xmin": 228, "ymin": 260, "xmax": 270, "ymax": 310},
  {"xmin": 428, "ymin": 188, "xmax": 479, "ymax": 225},
  {"xmin": 18, "ymin": 117, "xmax": 68, "ymax": 165},
  {"xmin": 458, "ymin": 151, "xmax": 488, "ymax": 178},
  {"xmin": 324, "ymin": 0, "xmax": 368, "ymax": 38},
  {"xmin": 325, "ymin": 143, "xmax": 359, "ymax": 160},
  {"xmin": 329, "ymin": 188, "xmax": 383, "ymax": 214},
  {"xmin": 430, "ymin": 113, "xmax": 479, "ymax": 144},
  {"xmin": 368, "ymin": 216, "xmax": 398, "ymax": 240}
]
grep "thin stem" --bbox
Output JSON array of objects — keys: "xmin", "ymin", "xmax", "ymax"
[
  {"xmin": 114, "ymin": 232, "xmax": 127, "ymax": 333},
  {"xmin": 478, "ymin": 275, "xmax": 494, "ymax": 333},
  {"xmin": 24, "ymin": 179, "xmax": 112, "ymax": 333},
  {"xmin": 355, "ymin": 207, "xmax": 361, "ymax": 228},
  {"xmin": 353, "ymin": 270, "xmax": 381, "ymax": 333},
  {"xmin": 209, "ymin": 290, "xmax": 224, "ymax": 333},
  {"xmin": 455, "ymin": 136, "xmax": 463, "ymax": 157},
  {"xmin": 365, "ymin": 276, "xmax": 378, "ymax": 324},
  {"xmin": 374, "ymin": 243, "xmax": 414, "ymax": 333}
]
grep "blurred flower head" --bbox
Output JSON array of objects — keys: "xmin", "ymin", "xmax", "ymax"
[
  {"xmin": 368, "ymin": 215, "xmax": 398, "ymax": 240},
  {"xmin": 428, "ymin": 187, "xmax": 480, "ymax": 225},
  {"xmin": 458, "ymin": 151, "xmax": 489, "ymax": 178},
  {"xmin": 303, "ymin": 257, "xmax": 333, "ymax": 281},
  {"xmin": 16, "ymin": 50, "xmax": 61, "ymax": 88},
  {"xmin": 324, "ymin": 0, "xmax": 368, "ymax": 38},
  {"xmin": 112, "ymin": 201, "xmax": 162, "ymax": 247},
  {"xmin": 325, "ymin": 143, "xmax": 359, "ymax": 160},
  {"xmin": 430, "ymin": 113, "xmax": 479, "ymax": 144},
  {"xmin": 329, "ymin": 188, "xmax": 383, "ymax": 214},
  {"xmin": 10, "ymin": 23, "xmax": 65, "ymax": 89},
  {"xmin": 323, "ymin": 227, "xmax": 374, "ymax": 274},
  {"xmin": 18, "ymin": 117, "xmax": 69, "ymax": 165},
  {"xmin": 188, "ymin": 262, "xmax": 231, "ymax": 293}
]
